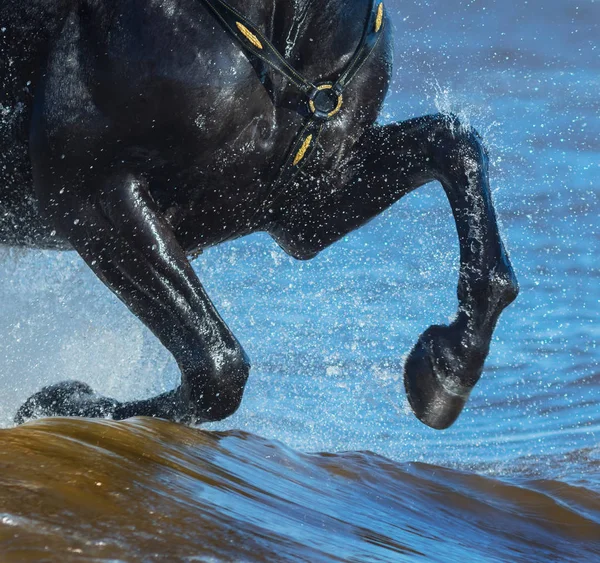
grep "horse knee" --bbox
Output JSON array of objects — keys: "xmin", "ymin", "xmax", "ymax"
[
  {"xmin": 431, "ymin": 112, "xmax": 482, "ymax": 142},
  {"xmin": 428, "ymin": 113, "xmax": 488, "ymax": 171},
  {"xmin": 210, "ymin": 355, "xmax": 251, "ymax": 420}
]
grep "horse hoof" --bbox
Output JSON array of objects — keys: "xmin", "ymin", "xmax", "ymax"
[
  {"xmin": 403, "ymin": 326, "xmax": 480, "ymax": 430},
  {"xmin": 14, "ymin": 380, "xmax": 119, "ymax": 425}
]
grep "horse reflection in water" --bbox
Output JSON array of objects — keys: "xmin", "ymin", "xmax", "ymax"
[{"xmin": 0, "ymin": 0, "xmax": 518, "ymax": 429}]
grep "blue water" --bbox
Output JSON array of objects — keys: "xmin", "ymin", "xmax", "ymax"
[{"xmin": 0, "ymin": 0, "xmax": 598, "ymax": 490}]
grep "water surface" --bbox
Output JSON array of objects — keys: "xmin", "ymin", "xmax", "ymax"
[{"xmin": 0, "ymin": 0, "xmax": 598, "ymax": 559}]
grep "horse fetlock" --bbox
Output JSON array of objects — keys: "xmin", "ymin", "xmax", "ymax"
[
  {"xmin": 183, "ymin": 353, "xmax": 250, "ymax": 422},
  {"xmin": 459, "ymin": 262, "xmax": 519, "ymax": 329},
  {"xmin": 492, "ymin": 262, "xmax": 520, "ymax": 307}
]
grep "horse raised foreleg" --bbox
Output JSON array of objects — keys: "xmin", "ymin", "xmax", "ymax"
[
  {"xmin": 15, "ymin": 170, "xmax": 249, "ymax": 425},
  {"xmin": 271, "ymin": 113, "xmax": 518, "ymax": 429}
]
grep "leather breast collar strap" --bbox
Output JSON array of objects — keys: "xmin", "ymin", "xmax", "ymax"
[{"xmin": 200, "ymin": 0, "xmax": 386, "ymax": 201}]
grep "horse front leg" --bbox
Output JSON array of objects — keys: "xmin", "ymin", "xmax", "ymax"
[
  {"xmin": 399, "ymin": 115, "xmax": 519, "ymax": 429},
  {"xmin": 271, "ymin": 113, "xmax": 519, "ymax": 429},
  {"xmin": 15, "ymin": 166, "xmax": 250, "ymax": 425}
]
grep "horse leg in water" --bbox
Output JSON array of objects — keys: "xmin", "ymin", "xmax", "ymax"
[
  {"xmin": 270, "ymin": 113, "xmax": 519, "ymax": 429},
  {"xmin": 15, "ymin": 169, "xmax": 249, "ymax": 424}
]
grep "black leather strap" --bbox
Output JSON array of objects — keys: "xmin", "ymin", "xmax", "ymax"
[
  {"xmin": 200, "ymin": 0, "xmax": 315, "ymax": 92},
  {"xmin": 336, "ymin": 1, "xmax": 385, "ymax": 89}
]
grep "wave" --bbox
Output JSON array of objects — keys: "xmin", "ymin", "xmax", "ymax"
[{"xmin": 1, "ymin": 418, "xmax": 598, "ymax": 562}]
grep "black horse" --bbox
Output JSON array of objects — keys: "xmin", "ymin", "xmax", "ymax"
[{"xmin": 1, "ymin": 0, "xmax": 518, "ymax": 429}]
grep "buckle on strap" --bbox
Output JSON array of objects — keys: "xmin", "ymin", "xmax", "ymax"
[{"xmin": 308, "ymin": 83, "xmax": 343, "ymax": 120}]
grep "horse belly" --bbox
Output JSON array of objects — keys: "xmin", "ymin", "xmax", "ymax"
[
  {"xmin": 0, "ymin": 0, "xmax": 74, "ymax": 249},
  {"xmin": 0, "ymin": 103, "xmax": 70, "ymax": 249}
]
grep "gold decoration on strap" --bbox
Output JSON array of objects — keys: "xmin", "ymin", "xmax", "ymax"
[
  {"xmin": 293, "ymin": 134, "xmax": 313, "ymax": 166},
  {"xmin": 375, "ymin": 3, "xmax": 384, "ymax": 33},
  {"xmin": 236, "ymin": 22, "xmax": 263, "ymax": 49}
]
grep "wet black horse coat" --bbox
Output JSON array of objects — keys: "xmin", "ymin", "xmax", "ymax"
[{"xmin": 1, "ymin": 0, "xmax": 518, "ymax": 429}]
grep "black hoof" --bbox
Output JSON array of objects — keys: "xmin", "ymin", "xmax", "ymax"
[
  {"xmin": 403, "ymin": 326, "xmax": 483, "ymax": 430},
  {"xmin": 14, "ymin": 380, "xmax": 119, "ymax": 425}
]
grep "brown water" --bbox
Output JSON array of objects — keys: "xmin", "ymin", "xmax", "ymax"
[{"xmin": 1, "ymin": 418, "xmax": 598, "ymax": 562}]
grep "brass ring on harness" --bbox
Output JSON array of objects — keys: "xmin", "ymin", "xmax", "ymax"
[{"xmin": 308, "ymin": 83, "xmax": 344, "ymax": 120}]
